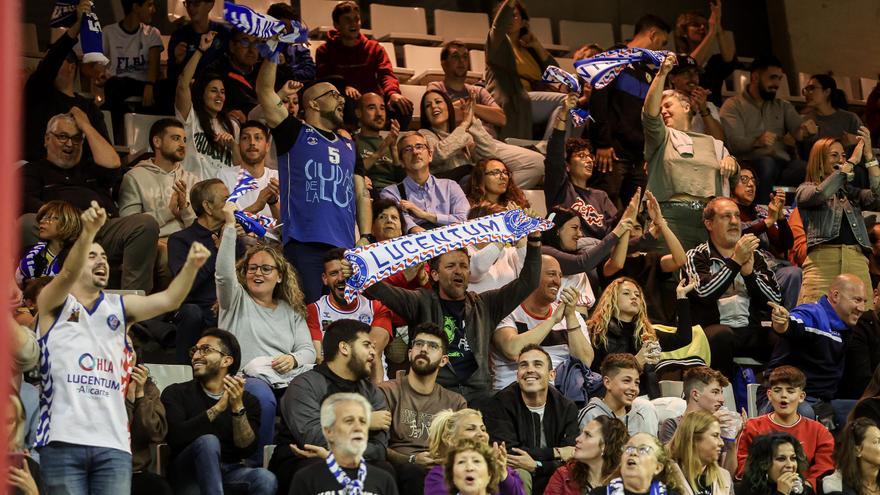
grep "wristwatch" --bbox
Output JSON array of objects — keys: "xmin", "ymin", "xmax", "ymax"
[{"xmin": 232, "ymin": 408, "xmax": 246, "ymax": 417}]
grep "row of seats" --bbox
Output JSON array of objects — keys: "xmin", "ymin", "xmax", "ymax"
[{"xmin": 724, "ymin": 68, "xmax": 878, "ymax": 105}]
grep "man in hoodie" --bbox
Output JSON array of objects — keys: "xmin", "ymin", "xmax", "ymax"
[
  {"xmin": 577, "ymin": 353, "xmax": 658, "ymax": 435},
  {"xmin": 484, "ymin": 345, "xmax": 580, "ymax": 495},
  {"xmin": 316, "ymin": 1, "xmax": 413, "ymax": 129}
]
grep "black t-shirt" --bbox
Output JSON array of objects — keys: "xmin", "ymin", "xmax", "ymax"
[
  {"xmin": 272, "ymin": 115, "xmax": 337, "ymax": 155},
  {"xmin": 694, "ymin": 475, "xmax": 712, "ymax": 495},
  {"xmin": 22, "ymin": 159, "xmax": 120, "ymax": 216},
  {"xmin": 440, "ymin": 298, "xmax": 477, "ymax": 381},
  {"xmin": 601, "ymin": 252, "xmax": 675, "ymax": 325},
  {"xmin": 826, "ymin": 211, "xmax": 860, "ymax": 247},
  {"xmin": 702, "ymin": 54, "xmax": 739, "ymax": 107},
  {"xmin": 290, "ymin": 460, "xmax": 399, "ymax": 495}
]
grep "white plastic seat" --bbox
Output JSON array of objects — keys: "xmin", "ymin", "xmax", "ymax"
[
  {"xmin": 529, "ymin": 17, "xmax": 570, "ymax": 55},
  {"xmin": 798, "ymin": 72, "xmax": 811, "ymax": 95},
  {"xmin": 379, "ymin": 41, "xmax": 414, "ymax": 83},
  {"xmin": 399, "ymin": 84, "xmax": 427, "ymax": 125},
  {"xmin": 433, "ymin": 9, "xmax": 488, "ymax": 48},
  {"xmin": 123, "ymin": 113, "xmax": 173, "ymax": 155},
  {"xmin": 144, "ymin": 363, "xmax": 192, "ymax": 393},
  {"xmin": 778, "ymin": 73, "xmax": 804, "ymax": 103},
  {"xmin": 101, "ymin": 110, "xmax": 115, "ymax": 145},
  {"xmin": 402, "ymin": 45, "xmax": 444, "ymax": 85},
  {"xmin": 167, "ymin": 0, "xmax": 223, "ymax": 23},
  {"xmin": 861, "ymin": 77, "xmax": 879, "ymax": 102},
  {"xmin": 747, "ymin": 383, "xmax": 760, "ymax": 418},
  {"xmin": 370, "ymin": 4, "xmax": 442, "ymax": 46},
  {"xmin": 832, "ymin": 75, "xmax": 855, "ymax": 103},
  {"xmin": 722, "ymin": 384, "xmax": 736, "ymax": 411},
  {"xmin": 522, "ymin": 190, "xmax": 547, "ymax": 217},
  {"xmin": 659, "ymin": 380, "xmax": 684, "ymax": 398},
  {"xmin": 559, "ymin": 21, "xmax": 614, "ymax": 54},
  {"xmin": 469, "ymin": 49, "xmax": 486, "ymax": 77},
  {"xmin": 300, "ymin": 0, "xmax": 341, "ymax": 39},
  {"xmin": 730, "ymin": 69, "xmax": 750, "ymax": 95},
  {"xmin": 263, "ymin": 445, "xmax": 276, "ymax": 469}
]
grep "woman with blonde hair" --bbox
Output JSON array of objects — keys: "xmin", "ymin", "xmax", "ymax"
[
  {"xmin": 669, "ymin": 411, "xmax": 733, "ymax": 495},
  {"xmin": 425, "ymin": 409, "xmax": 524, "ymax": 495},
  {"xmin": 796, "ymin": 130, "xmax": 879, "ymax": 307},
  {"xmin": 673, "ymin": 1, "xmax": 735, "ymax": 106},
  {"xmin": 594, "ymin": 432, "xmax": 682, "ymax": 495},
  {"xmin": 445, "ymin": 438, "xmax": 507, "ymax": 495},
  {"xmin": 217, "ymin": 203, "xmax": 315, "ymax": 464},
  {"xmin": 546, "ymin": 416, "xmax": 629, "ymax": 495}
]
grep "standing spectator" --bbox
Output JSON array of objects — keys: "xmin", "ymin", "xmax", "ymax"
[
  {"xmin": 35, "ymin": 201, "xmax": 209, "ymax": 494},
  {"xmin": 23, "ymin": 0, "xmax": 110, "ymax": 162},
  {"xmin": 796, "ymin": 133, "xmax": 879, "ymax": 306},
  {"xmin": 821, "ymin": 417, "xmax": 880, "ymax": 495},
  {"xmin": 735, "ymin": 432, "xmax": 814, "ymax": 495},
  {"xmin": 379, "ymin": 131, "xmax": 470, "ymax": 233},
  {"xmin": 256, "ymin": 56, "xmax": 372, "ymax": 304},
  {"xmin": 165, "ymin": 0, "xmax": 229, "ymax": 97},
  {"xmin": 22, "ymin": 111, "xmax": 160, "ymax": 292},
  {"xmin": 800, "ymin": 74, "xmax": 863, "ymax": 146},
  {"xmin": 589, "ymin": 15, "xmax": 672, "ymax": 209},
  {"xmin": 217, "ymin": 121, "xmax": 280, "ymax": 223},
  {"xmin": 659, "ymin": 367, "xmax": 736, "ymax": 445},
  {"xmin": 377, "ymin": 323, "xmax": 467, "ymax": 494},
  {"xmin": 316, "ymin": 1, "xmax": 413, "ymax": 128},
  {"xmin": 666, "ymin": 54, "xmax": 725, "ymax": 140},
  {"xmin": 266, "ymin": 3, "xmax": 316, "ymax": 82},
  {"xmin": 291, "ymin": 393, "xmax": 399, "ymax": 495},
  {"xmin": 486, "ymin": 0, "xmax": 563, "ymax": 140},
  {"xmin": 484, "ymin": 345, "xmax": 581, "ymax": 494},
  {"xmin": 686, "ymin": 197, "xmax": 783, "ymax": 378},
  {"xmin": 467, "ymin": 158, "xmax": 530, "ymax": 208},
  {"xmin": 674, "ymin": 1, "xmax": 737, "ymax": 106},
  {"xmin": 719, "ymin": 56, "xmax": 811, "ymax": 203},
  {"xmin": 127, "ymin": 344, "xmax": 172, "ymax": 495},
  {"xmin": 427, "ymin": 40, "xmax": 507, "ymax": 137},
  {"xmin": 577, "ymin": 354, "xmax": 659, "ymax": 436},
  {"xmin": 545, "ymin": 417, "xmax": 629, "ymax": 495},
  {"xmin": 176, "ymin": 31, "xmax": 241, "ymax": 180},
  {"xmin": 867, "ymin": 81, "xmax": 880, "ymax": 145},
  {"xmin": 15, "ymin": 201, "xmax": 81, "ymax": 289},
  {"xmin": 668, "ymin": 411, "xmax": 733, "ymax": 495},
  {"xmin": 161, "ymin": 329, "xmax": 277, "ymax": 494},
  {"xmin": 355, "ymin": 93, "xmax": 405, "ymax": 192}
]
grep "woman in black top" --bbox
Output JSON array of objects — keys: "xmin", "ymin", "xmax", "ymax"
[
  {"xmin": 735, "ymin": 432, "xmax": 813, "ymax": 495},
  {"xmin": 590, "ymin": 433, "xmax": 681, "ymax": 495},
  {"xmin": 822, "ymin": 417, "xmax": 880, "ymax": 495}
]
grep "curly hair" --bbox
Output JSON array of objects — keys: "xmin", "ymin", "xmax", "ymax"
[
  {"xmin": 36, "ymin": 200, "xmax": 82, "ymax": 245},
  {"xmin": 588, "ymin": 278, "xmax": 655, "ymax": 349},
  {"xmin": 606, "ymin": 433, "xmax": 681, "ymax": 491},
  {"xmin": 569, "ymin": 416, "xmax": 629, "ymax": 490},
  {"xmin": 467, "ymin": 157, "xmax": 529, "ymax": 208},
  {"xmin": 742, "ymin": 432, "xmax": 808, "ymax": 495},
  {"xmin": 235, "ymin": 244, "xmax": 307, "ymax": 316},
  {"xmin": 669, "ymin": 411, "xmax": 728, "ymax": 494},
  {"xmin": 836, "ymin": 417, "xmax": 880, "ymax": 492},
  {"xmin": 443, "ymin": 438, "xmax": 503, "ymax": 495},
  {"xmin": 427, "ymin": 408, "xmax": 484, "ymax": 459}
]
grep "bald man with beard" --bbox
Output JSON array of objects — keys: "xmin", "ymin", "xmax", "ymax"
[{"xmin": 766, "ymin": 273, "xmax": 866, "ymax": 428}]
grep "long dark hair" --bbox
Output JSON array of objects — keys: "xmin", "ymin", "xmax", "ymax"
[
  {"xmin": 862, "ymin": 365, "xmax": 880, "ymax": 399},
  {"xmin": 541, "ymin": 206, "xmax": 584, "ymax": 252},
  {"xmin": 191, "ymin": 72, "xmax": 236, "ymax": 156},
  {"xmin": 811, "ymin": 74, "xmax": 849, "ymax": 111},
  {"xmin": 837, "ymin": 418, "xmax": 880, "ymax": 492},
  {"xmin": 467, "ymin": 157, "xmax": 529, "ymax": 207},
  {"xmin": 569, "ymin": 416, "xmax": 628, "ymax": 490},
  {"xmin": 742, "ymin": 433, "xmax": 808, "ymax": 495},
  {"xmin": 419, "ymin": 89, "xmax": 456, "ymax": 134}
]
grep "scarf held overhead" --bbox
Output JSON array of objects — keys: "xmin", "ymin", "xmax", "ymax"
[
  {"xmin": 574, "ymin": 47, "xmax": 671, "ymax": 90},
  {"xmin": 343, "ymin": 209, "xmax": 553, "ymax": 302},
  {"xmin": 223, "ymin": 2, "xmax": 309, "ymax": 61}
]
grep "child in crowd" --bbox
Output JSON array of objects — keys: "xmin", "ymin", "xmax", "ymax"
[{"xmin": 577, "ymin": 353, "xmax": 658, "ymax": 436}]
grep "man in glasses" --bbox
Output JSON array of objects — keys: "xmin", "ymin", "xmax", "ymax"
[
  {"xmin": 22, "ymin": 110, "xmax": 160, "ymax": 292},
  {"xmin": 166, "ymin": 0, "xmax": 229, "ymax": 92},
  {"xmin": 378, "ymin": 131, "xmax": 469, "ymax": 233},
  {"xmin": 161, "ymin": 328, "xmax": 278, "ymax": 494},
  {"xmin": 377, "ymin": 323, "xmax": 466, "ymax": 493}
]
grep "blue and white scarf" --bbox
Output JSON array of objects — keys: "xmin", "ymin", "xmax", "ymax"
[
  {"xmin": 227, "ymin": 170, "xmax": 259, "ymax": 204},
  {"xmin": 607, "ymin": 477, "xmax": 668, "ymax": 495},
  {"xmin": 223, "ymin": 2, "xmax": 309, "ymax": 62},
  {"xmin": 80, "ymin": 12, "xmax": 109, "ymax": 65},
  {"xmin": 541, "ymin": 65, "xmax": 592, "ymax": 127},
  {"xmin": 18, "ymin": 242, "xmax": 61, "ymax": 281},
  {"xmin": 343, "ymin": 209, "xmax": 553, "ymax": 302},
  {"xmin": 574, "ymin": 48, "xmax": 671, "ymax": 90},
  {"xmin": 50, "ymin": 0, "xmax": 81, "ymax": 28},
  {"xmin": 326, "ymin": 452, "xmax": 367, "ymax": 495},
  {"xmin": 226, "ymin": 170, "xmax": 280, "ymax": 239}
]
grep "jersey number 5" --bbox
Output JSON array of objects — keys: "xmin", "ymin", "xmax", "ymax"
[{"xmin": 328, "ymin": 147, "xmax": 340, "ymax": 165}]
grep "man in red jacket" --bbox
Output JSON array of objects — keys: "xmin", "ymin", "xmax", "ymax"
[{"xmin": 316, "ymin": 1, "xmax": 413, "ymax": 128}]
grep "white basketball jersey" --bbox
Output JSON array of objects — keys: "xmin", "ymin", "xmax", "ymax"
[
  {"xmin": 36, "ymin": 293, "xmax": 133, "ymax": 453},
  {"xmin": 312, "ymin": 294, "xmax": 378, "ymax": 335}
]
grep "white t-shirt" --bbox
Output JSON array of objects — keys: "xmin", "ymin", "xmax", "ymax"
[
  {"xmin": 467, "ymin": 244, "xmax": 525, "ymax": 293},
  {"xmin": 217, "ymin": 166, "xmax": 279, "ymax": 219},
  {"xmin": 690, "ymin": 102, "xmax": 720, "ymax": 135},
  {"xmin": 492, "ymin": 303, "xmax": 589, "ymax": 390},
  {"xmin": 178, "ymin": 108, "xmax": 239, "ymax": 180},
  {"xmin": 102, "ymin": 22, "xmax": 163, "ymax": 80}
]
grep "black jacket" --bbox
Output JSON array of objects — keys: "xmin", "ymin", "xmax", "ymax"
[
  {"xmin": 841, "ymin": 310, "xmax": 880, "ymax": 399},
  {"xmin": 587, "ymin": 59, "xmax": 654, "ymax": 163}
]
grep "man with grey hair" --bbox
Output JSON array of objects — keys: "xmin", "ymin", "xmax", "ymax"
[
  {"xmin": 21, "ymin": 109, "xmax": 160, "ymax": 292},
  {"xmin": 291, "ymin": 393, "xmax": 398, "ymax": 494}
]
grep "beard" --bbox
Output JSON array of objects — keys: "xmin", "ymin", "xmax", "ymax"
[
  {"xmin": 241, "ymin": 149, "xmax": 266, "ymax": 166},
  {"xmin": 335, "ymin": 437, "xmax": 367, "ymax": 458},
  {"xmin": 410, "ymin": 354, "xmax": 441, "ymax": 376},
  {"xmin": 347, "ymin": 354, "xmax": 371, "ymax": 380},
  {"xmin": 758, "ymin": 85, "xmax": 777, "ymax": 101},
  {"xmin": 322, "ymin": 107, "xmax": 344, "ymax": 128},
  {"xmin": 160, "ymin": 148, "xmax": 185, "ymax": 163}
]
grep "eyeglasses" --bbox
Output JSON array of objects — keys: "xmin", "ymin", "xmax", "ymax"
[
  {"xmin": 738, "ymin": 175, "xmax": 757, "ymax": 185},
  {"xmin": 38, "ymin": 215, "xmax": 60, "ymax": 224},
  {"xmin": 315, "ymin": 88, "xmax": 342, "ymax": 101},
  {"xmin": 572, "ymin": 151, "xmax": 594, "ymax": 162},
  {"xmin": 246, "ymin": 264, "xmax": 279, "ymax": 275},
  {"xmin": 401, "ymin": 143, "xmax": 428, "ymax": 154},
  {"xmin": 412, "ymin": 339, "xmax": 442, "ymax": 351},
  {"xmin": 485, "ymin": 169, "xmax": 510, "ymax": 178},
  {"xmin": 50, "ymin": 132, "xmax": 84, "ymax": 145},
  {"xmin": 188, "ymin": 344, "xmax": 228, "ymax": 358},
  {"xmin": 801, "ymin": 85, "xmax": 817, "ymax": 95},
  {"xmin": 623, "ymin": 445, "xmax": 656, "ymax": 457}
]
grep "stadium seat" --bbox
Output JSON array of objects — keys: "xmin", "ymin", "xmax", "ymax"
[
  {"xmin": 659, "ymin": 380, "xmax": 683, "ymax": 398},
  {"xmin": 469, "ymin": 49, "xmax": 486, "ymax": 78},
  {"xmin": 23, "ymin": 23, "xmax": 40, "ymax": 57},
  {"xmin": 159, "ymin": 34, "xmax": 170, "ymax": 64},
  {"xmin": 399, "ymin": 84, "xmax": 427, "ymax": 126},
  {"xmin": 861, "ymin": 77, "xmax": 879, "ymax": 102},
  {"xmin": 832, "ymin": 75, "xmax": 855, "ymax": 103},
  {"xmin": 529, "ymin": 17, "xmax": 570, "ymax": 55},
  {"xmin": 433, "ymin": 9, "xmax": 489, "ymax": 48},
  {"xmin": 300, "ymin": 0, "xmax": 341, "ymax": 39},
  {"xmin": 370, "ymin": 4, "xmax": 442, "ymax": 46},
  {"xmin": 379, "ymin": 41, "xmax": 414, "ymax": 83},
  {"xmin": 722, "ymin": 384, "xmax": 736, "ymax": 411},
  {"xmin": 235, "ymin": 0, "xmax": 273, "ymax": 13},
  {"xmin": 403, "ymin": 44, "xmax": 481, "ymax": 85},
  {"xmin": 522, "ymin": 190, "xmax": 547, "ymax": 217},
  {"xmin": 730, "ymin": 69, "xmax": 750, "ymax": 95},
  {"xmin": 559, "ymin": 21, "xmax": 614, "ymax": 54},
  {"xmin": 619, "ymin": 24, "xmax": 635, "ymax": 44},
  {"xmin": 124, "ymin": 113, "xmax": 172, "ymax": 155},
  {"xmin": 263, "ymin": 445, "xmax": 276, "ymax": 469},
  {"xmin": 779, "ymin": 73, "xmax": 804, "ymax": 103},
  {"xmin": 101, "ymin": 110, "xmax": 115, "ymax": 146},
  {"xmin": 145, "ymin": 363, "xmax": 192, "ymax": 393},
  {"xmin": 747, "ymin": 382, "xmax": 760, "ymax": 418}
]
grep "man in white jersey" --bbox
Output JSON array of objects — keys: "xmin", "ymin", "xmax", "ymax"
[
  {"xmin": 307, "ymin": 248, "xmax": 393, "ymax": 383},
  {"xmin": 35, "ymin": 201, "xmax": 210, "ymax": 494},
  {"xmin": 492, "ymin": 256, "xmax": 593, "ymax": 390}
]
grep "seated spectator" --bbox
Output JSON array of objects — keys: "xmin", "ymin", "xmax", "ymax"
[
  {"xmin": 851, "ymin": 366, "xmax": 880, "ymax": 424},
  {"xmin": 467, "ymin": 158, "xmax": 530, "ymax": 208},
  {"xmin": 666, "ymin": 54, "xmax": 725, "ymax": 140},
  {"xmin": 766, "ymin": 275, "xmax": 865, "ymax": 427},
  {"xmin": 127, "ymin": 344, "xmax": 172, "ymax": 495},
  {"xmin": 377, "ymin": 323, "xmax": 467, "ymax": 493},
  {"xmin": 545, "ymin": 98, "xmax": 617, "ymax": 240},
  {"xmin": 735, "ymin": 432, "xmax": 814, "ymax": 495},
  {"xmin": 216, "ymin": 203, "xmax": 315, "ymax": 462},
  {"xmin": 427, "ymin": 40, "xmax": 507, "ymax": 138},
  {"xmin": 821, "ymin": 417, "xmax": 880, "ymax": 495},
  {"xmin": 686, "ymin": 197, "xmax": 783, "ymax": 379},
  {"xmin": 22, "ymin": 111, "xmax": 159, "ymax": 292},
  {"xmin": 545, "ymin": 416, "xmax": 628, "ymax": 495},
  {"xmin": 269, "ymin": 320, "xmax": 389, "ymax": 495},
  {"xmin": 466, "ymin": 204, "xmax": 528, "ymax": 294},
  {"xmin": 6, "ymin": 392, "xmax": 42, "ymax": 495},
  {"xmin": 644, "ymin": 53, "xmax": 739, "ymax": 251},
  {"xmin": 673, "ymin": 1, "xmax": 737, "ymax": 106},
  {"xmin": 578, "ymin": 354, "xmax": 659, "ymax": 436},
  {"xmin": 379, "ymin": 131, "xmax": 469, "ymax": 233},
  {"xmin": 589, "ymin": 15, "xmax": 671, "ymax": 210},
  {"xmin": 23, "ymin": 2, "xmax": 110, "ymax": 162},
  {"xmin": 362, "ymin": 199, "xmax": 431, "ymax": 293},
  {"xmin": 265, "ymin": 3, "xmax": 316, "ymax": 82},
  {"xmin": 800, "ymin": 74, "xmax": 863, "ymax": 147},
  {"xmin": 425, "ymin": 409, "xmax": 525, "ymax": 495},
  {"xmin": 308, "ymin": 248, "xmax": 393, "ymax": 383},
  {"xmin": 175, "ymin": 31, "xmax": 241, "ymax": 180},
  {"xmin": 444, "ymin": 438, "xmax": 508, "ymax": 495},
  {"xmin": 659, "ymin": 367, "xmax": 732, "ymax": 443},
  {"xmin": 418, "ymin": 90, "xmax": 545, "ymax": 188},
  {"xmin": 355, "ymin": 93, "xmax": 405, "ymax": 193},
  {"xmin": 491, "ymin": 264, "xmax": 591, "ymax": 391},
  {"xmin": 731, "ymin": 165, "xmax": 801, "ymax": 309},
  {"xmin": 165, "ymin": 0, "xmax": 230, "ymax": 103},
  {"xmin": 316, "ymin": 1, "xmax": 413, "ymax": 128},
  {"xmin": 737, "ymin": 367, "xmax": 834, "ymax": 488},
  {"xmin": 484, "ymin": 345, "xmax": 581, "ymax": 494},
  {"xmin": 486, "ymin": 0, "xmax": 564, "ymax": 140},
  {"xmin": 291, "ymin": 393, "xmax": 398, "ymax": 495},
  {"xmin": 796, "ymin": 134, "xmax": 878, "ymax": 307},
  {"xmin": 668, "ymin": 411, "xmax": 733, "ymax": 495},
  {"xmin": 15, "ymin": 201, "xmax": 81, "ymax": 289},
  {"xmin": 217, "ymin": 120, "xmax": 280, "ymax": 226},
  {"xmin": 591, "ymin": 432, "xmax": 681, "ymax": 494},
  {"xmin": 161, "ymin": 328, "xmax": 277, "ymax": 494},
  {"xmin": 719, "ymin": 56, "xmax": 811, "ymax": 203},
  {"xmin": 101, "ymin": 0, "xmax": 163, "ymax": 130},
  {"xmin": 842, "ymin": 293, "xmax": 880, "ymax": 399}
]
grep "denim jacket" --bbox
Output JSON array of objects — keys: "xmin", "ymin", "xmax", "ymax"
[{"xmin": 796, "ymin": 170, "xmax": 880, "ymax": 252}]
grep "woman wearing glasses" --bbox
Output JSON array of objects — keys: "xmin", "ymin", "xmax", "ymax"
[
  {"xmin": 590, "ymin": 433, "xmax": 681, "ymax": 495},
  {"xmin": 216, "ymin": 203, "xmax": 316, "ymax": 463},
  {"xmin": 467, "ymin": 158, "xmax": 530, "ymax": 208},
  {"xmin": 735, "ymin": 432, "xmax": 812, "ymax": 495},
  {"xmin": 801, "ymin": 75, "xmax": 863, "ymax": 145},
  {"xmin": 673, "ymin": 1, "xmax": 736, "ymax": 107}
]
